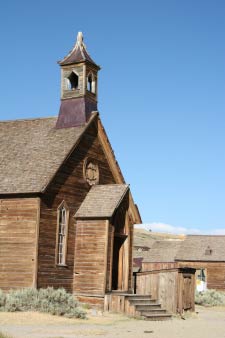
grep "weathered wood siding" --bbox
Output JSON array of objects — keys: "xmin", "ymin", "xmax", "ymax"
[
  {"xmin": 106, "ymin": 224, "xmax": 114, "ymax": 292},
  {"xmin": 0, "ymin": 198, "xmax": 39, "ymax": 291},
  {"xmin": 128, "ymin": 224, "xmax": 134, "ymax": 291},
  {"xmin": 74, "ymin": 220, "xmax": 108, "ymax": 295},
  {"xmin": 136, "ymin": 268, "xmax": 195, "ymax": 314},
  {"xmin": 136, "ymin": 270, "xmax": 178, "ymax": 313},
  {"xmin": 178, "ymin": 261, "xmax": 225, "ymax": 291},
  {"xmin": 142, "ymin": 262, "xmax": 178, "ymax": 272},
  {"xmin": 37, "ymin": 123, "xmax": 116, "ymax": 292}
]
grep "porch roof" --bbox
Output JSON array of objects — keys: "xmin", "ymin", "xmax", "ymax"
[{"xmin": 75, "ymin": 184, "xmax": 129, "ymax": 219}]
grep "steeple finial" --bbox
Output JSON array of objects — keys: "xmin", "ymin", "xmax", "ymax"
[{"xmin": 77, "ymin": 32, "xmax": 83, "ymax": 46}]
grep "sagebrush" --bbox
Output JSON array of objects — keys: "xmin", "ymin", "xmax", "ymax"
[
  {"xmin": 0, "ymin": 287, "xmax": 86, "ymax": 318},
  {"xmin": 195, "ymin": 289, "xmax": 225, "ymax": 306},
  {"xmin": 0, "ymin": 332, "xmax": 14, "ymax": 338}
]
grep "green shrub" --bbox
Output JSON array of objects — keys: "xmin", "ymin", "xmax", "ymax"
[
  {"xmin": 0, "ymin": 287, "xmax": 86, "ymax": 319},
  {"xmin": 195, "ymin": 289, "xmax": 225, "ymax": 306},
  {"xmin": 4, "ymin": 288, "xmax": 39, "ymax": 312}
]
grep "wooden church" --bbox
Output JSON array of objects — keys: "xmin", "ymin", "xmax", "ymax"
[{"xmin": 0, "ymin": 32, "xmax": 141, "ymax": 308}]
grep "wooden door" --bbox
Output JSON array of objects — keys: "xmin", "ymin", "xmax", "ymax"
[
  {"xmin": 112, "ymin": 234, "xmax": 128, "ymax": 290},
  {"xmin": 183, "ymin": 275, "xmax": 192, "ymax": 310}
]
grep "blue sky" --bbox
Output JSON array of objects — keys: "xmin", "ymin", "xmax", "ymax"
[{"xmin": 0, "ymin": 0, "xmax": 224, "ymax": 234}]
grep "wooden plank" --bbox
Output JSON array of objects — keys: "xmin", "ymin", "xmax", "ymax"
[{"xmin": 0, "ymin": 198, "xmax": 39, "ymax": 291}]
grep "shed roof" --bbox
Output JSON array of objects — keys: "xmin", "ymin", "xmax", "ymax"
[
  {"xmin": 75, "ymin": 184, "xmax": 129, "ymax": 219},
  {"xmin": 175, "ymin": 235, "xmax": 225, "ymax": 262},
  {"xmin": 143, "ymin": 240, "xmax": 183, "ymax": 263},
  {"xmin": 0, "ymin": 113, "xmax": 97, "ymax": 194}
]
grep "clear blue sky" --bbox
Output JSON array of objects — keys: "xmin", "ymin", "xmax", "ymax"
[{"xmin": 0, "ymin": 0, "xmax": 224, "ymax": 234}]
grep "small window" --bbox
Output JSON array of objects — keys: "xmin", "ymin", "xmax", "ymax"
[
  {"xmin": 56, "ymin": 201, "xmax": 69, "ymax": 265},
  {"xmin": 205, "ymin": 246, "xmax": 213, "ymax": 256},
  {"xmin": 197, "ymin": 269, "xmax": 206, "ymax": 282},
  {"xmin": 87, "ymin": 73, "xmax": 96, "ymax": 94},
  {"xmin": 67, "ymin": 72, "xmax": 79, "ymax": 90}
]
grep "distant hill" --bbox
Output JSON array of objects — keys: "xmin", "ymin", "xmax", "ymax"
[
  {"xmin": 134, "ymin": 227, "xmax": 184, "ymax": 247},
  {"xmin": 133, "ymin": 228, "xmax": 185, "ymax": 261}
]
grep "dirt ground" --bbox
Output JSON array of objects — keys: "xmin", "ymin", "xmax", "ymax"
[{"xmin": 0, "ymin": 306, "xmax": 225, "ymax": 338}]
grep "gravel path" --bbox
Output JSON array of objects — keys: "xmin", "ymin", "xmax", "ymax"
[{"xmin": 0, "ymin": 306, "xmax": 225, "ymax": 338}]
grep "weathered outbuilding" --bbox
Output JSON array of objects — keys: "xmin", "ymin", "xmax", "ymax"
[
  {"xmin": 0, "ymin": 33, "xmax": 141, "ymax": 309},
  {"xmin": 176, "ymin": 235, "xmax": 225, "ymax": 291},
  {"xmin": 142, "ymin": 235, "xmax": 225, "ymax": 291}
]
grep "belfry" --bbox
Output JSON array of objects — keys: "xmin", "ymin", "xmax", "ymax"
[{"xmin": 56, "ymin": 32, "xmax": 100, "ymax": 128}]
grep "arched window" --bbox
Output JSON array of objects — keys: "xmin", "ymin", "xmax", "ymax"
[
  {"xmin": 67, "ymin": 71, "xmax": 79, "ymax": 90},
  {"xmin": 56, "ymin": 201, "xmax": 69, "ymax": 265},
  {"xmin": 87, "ymin": 73, "xmax": 96, "ymax": 94}
]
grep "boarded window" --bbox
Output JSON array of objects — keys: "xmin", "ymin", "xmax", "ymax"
[{"xmin": 56, "ymin": 201, "xmax": 69, "ymax": 265}]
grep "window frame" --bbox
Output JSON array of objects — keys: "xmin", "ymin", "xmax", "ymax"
[
  {"xmin": 86, "ymin": 72, "xmax": 96, "ymax": 94},
  {"xmin": 55, "ymin": 201, "xmax": 70, "ymax": 266},
  {"xmin": 67, "ymin": 71, "xmax": 79, "ymax": 91}
]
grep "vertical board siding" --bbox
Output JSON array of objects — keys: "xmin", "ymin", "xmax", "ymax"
[
  {"xmin": 106, "ymin": 224, "xmax": 114, "ymax": 292},
  {"xmin": 128, "ymin": 224, "xmax": 134, "ymax": 291},
  {"xmin": 38, "ymin": 123, "xmax": 115, "ymax": 292},
  {"xmin": 136, "ymin": 268, "xmax": 195, "ymax": 314},
  {"xmin": 142, "ymin": 262, "xmax": 178, "ymax": 272},
  {"xmin": 0, "ymin": 198, "xmax": 39, "ymax": 291},
  {"xmin": 74, "ymin": 220, "xmax": 107, "ymax": 295}
]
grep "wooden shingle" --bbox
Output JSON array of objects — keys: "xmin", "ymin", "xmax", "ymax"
[
  {"xmin": 0, "ymin": 112, "xmax": 97, "ymax": 194},
  {"xmin": 143, "ymin": 240, "xmax": 183, "ymax": 263},
  {"xmin": 175, "ymin": 235, "xmax": 225, "ymax": 262},
  {"xmin": 75, "ymin": 184, "xmax": 129, "ymax": 219}
]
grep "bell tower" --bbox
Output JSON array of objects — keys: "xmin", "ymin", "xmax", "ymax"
[{"xmin": 56, "ymin": 32, "xmax": 100, "ymax": 128}]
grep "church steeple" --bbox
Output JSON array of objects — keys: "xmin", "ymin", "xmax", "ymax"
[{"xmin": 56, "ymin": 32, "xmax": 100, "ymax": 129}]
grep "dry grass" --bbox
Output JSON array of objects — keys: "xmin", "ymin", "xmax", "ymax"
[
  {"xmin": 1, "ymin": 307, "xmax": 225, "ymax": 338},
  {"xmin": 134, "ymin": 228, "xmax": 185, "ymax": 247},
  {"xmin": 0, "ymin": 310, "xmax": 128, "ymax": 326}
]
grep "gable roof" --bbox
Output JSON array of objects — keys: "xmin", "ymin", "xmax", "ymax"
[
  {"xmin": 75, "ymin": 184, "xmax": 129, "ymax": 219},
  {"xmin": 0, "ymin": 113, "xmax": 97, "ymax": 194},
  {"xmin": 143, "ymin": 240, "xmax": 183, "ymax": 263},
  {"xmin": 175, "ymin": 235, "xmax": 225, "ymax": 262},
  {"xmin": 0, "ymin": 111, "xmax": 141, "ymax": 224}
]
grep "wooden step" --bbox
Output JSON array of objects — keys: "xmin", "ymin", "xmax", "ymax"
[
  {"xmin": 128, "ymin": 299, "xmax": 158, "ymax": 305},
  {"xmin": 142, "ymin": 313, "xmax": 172, "ymax": 321},
  {"xmin": 135, "ymin": 304, "xmax": 162, "ymax": 311},
  {"xmin": 126, "ymin": 294, "xmax": 152, "ymax": 300},
  {"xmin": 140, "ymin": 309, "xmax": 167, "ymax": 315}
]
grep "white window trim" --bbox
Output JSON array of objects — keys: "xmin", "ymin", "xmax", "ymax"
[{"xmin": 55, "ymin": 201, "xmax": 70, "ymax": 266}]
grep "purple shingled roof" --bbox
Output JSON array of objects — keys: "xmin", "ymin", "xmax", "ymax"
[{"xmin": 59, "ymin": 32, "xmax": 99, "ymax": 68}]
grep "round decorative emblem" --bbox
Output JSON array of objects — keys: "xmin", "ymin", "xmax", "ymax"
[{"xmin": 83, "ymin": 158, "xmax": 99, "ymax": 186}]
